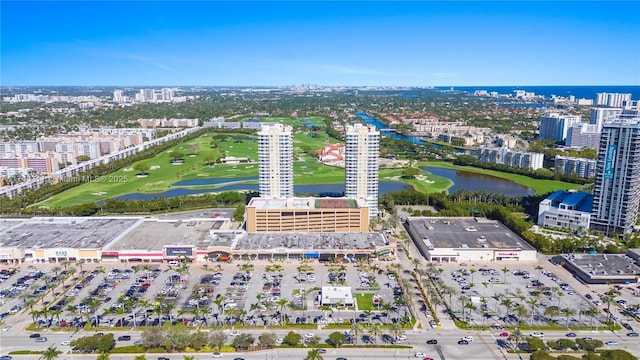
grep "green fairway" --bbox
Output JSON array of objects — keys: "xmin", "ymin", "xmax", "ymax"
[
  {"xmin": 39, "ymin": 127, "xmax": 351, "ymax": 208},
  {"xmin": 417, "ymin": 161, "xmax": 581, "ymax": 194},
  {"xmin": 38, "ymin": 122, "xmax": 578, "ymax": 209}
]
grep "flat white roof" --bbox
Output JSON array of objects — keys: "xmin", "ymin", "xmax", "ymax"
[{"xmin": 321, "ymin": 286, "xmax": 354, "ymax": 304}]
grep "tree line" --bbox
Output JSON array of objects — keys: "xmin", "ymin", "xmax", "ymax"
[{"xmin": 454, "ymin": 155, "xmax": 593, "ymax": 185}]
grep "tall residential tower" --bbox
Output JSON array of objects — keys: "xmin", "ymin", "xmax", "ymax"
[
  {"xmin": 258, "ymin": 124, "xmax": 293, "ymax": 199},
  {"xmin": 345, "ymin": 124, "xmax": 379, "ymax": 218},
  {"xmin": 591, "ymin": 112, "xmax": 640, "ymax": 236}
]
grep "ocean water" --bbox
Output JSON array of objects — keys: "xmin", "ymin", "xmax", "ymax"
[{"xmin": 434, "ymin": 86, "xmax": 640, "ymax": 100}]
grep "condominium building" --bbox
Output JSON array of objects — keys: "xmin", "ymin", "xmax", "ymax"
[
  {"xmin": 566, "ymin": 123, "xmax": 601, "ymax": 149},
  {"xmin": 258, "ymin": 124, "xmax": 294, "ymax": 199},
  {"xmin": 477, "ymin": 146, "xmax": 544, "ymax": 170},
  {"xmin": 538, "ymin": 190, "xmax": 593, "ymax": 232},
  {"xmin": 596, "ymin": 93, "xmax": 632, "ymax": 108},
  {"xmin": 554, "ymin": 155, "xmax": 596, "ymax": 178},
  {"xmin": 345, "ymin": 124, "xmax": 379, "ymax": 218},
  {"xmin": 538, "ymin": 112, "xmax": 581, "ymax": 142},
  {"xmin": 591, "ymin": 112, "xmax": 640, "ymax": 236},
  {"xmin": 590, "ymin": 107, "xmax": 623, "ymax": 131},
  {"xmin": 0, "ymin": 156, "xmax": 59, "ymax": 174}
]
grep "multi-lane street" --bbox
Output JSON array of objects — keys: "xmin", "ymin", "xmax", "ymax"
[{"xmin": 2, "ymin": 327, "xmax": 639, "ymax": 360}]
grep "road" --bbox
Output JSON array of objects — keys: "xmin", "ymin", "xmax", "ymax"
[{"xmin": 2, "ymin": 328, "xmax": 639, "ymax": 360}]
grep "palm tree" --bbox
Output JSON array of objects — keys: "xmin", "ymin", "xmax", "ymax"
[
  {"xmin": 51, "ymin": 266, "xmax": 61, "ymax": 281},
  {"xmin": 469, "ymin": 268, "xmax": 477, "ymax": 283},
  {"xmin": 305, "ymin": 349, "xmax": 324, "ymax": 360},
  {"xmin": 466, "ymin": 302, "xmax": 477, "ymax": 327},
  {"xmin": 411, "ymin": 258, "xmax": 422, "ymax": 273},
  {"xmin": 561, "ymin": 308, "xmax": 575, "ymax": 329},
  {"xmin": 390, "ymin": 323, "xmax": 403, "ymax": 339},
  {"xmin": 556, "ymin": 290, "xmax": 565, "ymax": 309},
  {"xmin": 481, "ymin": 281, "xmax": 489, "ymax": 297},
  {"xmin": 500, "ymin": 298, "xmax": 513, "ymax": 323},
  {"xmin": 276, "ymin": 298, "xmax": 288, "ymax": 324},
  {"xmin": 42, "ymin": 346, "xmax": 59, "ymax": 360},
  {"xmin": 491, "ymin": 294, "xmax": 502, "ymax": 316},
  {"xmin": 350, "ymin": 322, "xmax": 362, "ymax": 345},
  {"xmin": 507, "ymin": 328, "xmax": 524, "ymax": 351},
  {"xmin": 514, "ymin": 305, "xmax": 527, "ymax": 325},
  {"xmin": 77, "ymin": 259, "xmax": 86, "ymax": 272},
  {"xmin": 369, "ymin": 323, "xmax": 382, "ymax": 344},
  {"xmin": 586, "ymin": 307, "xmax": 599, "ymax": 329},
  {"xmin": 66, "ymin": 267, "xmax": 76, "ymax": 285},
  {"xmin": 501, "ymin": 267, "xmax": 509, "ymax": 283},
  {"xmin": 527, "ymin": 298, "xmax": 539, "ymax": 326},
  {"xmin": 61, "ymin": 260, "xmax": 71, "ymax": 272}
]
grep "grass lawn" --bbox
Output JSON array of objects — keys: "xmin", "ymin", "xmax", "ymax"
[
  {"xmin": 417, "ymin": 161, "xmax": 581, "ymax": 194},
  {"xmin": 355, "ymin": 293, "xmax": 378, "ymax": 310}
]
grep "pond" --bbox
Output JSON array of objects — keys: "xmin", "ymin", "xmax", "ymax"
[
  {"xmin": 114, "ymin": 181, "xmax": 413, "ymax": 201},
  {"xmin": 422, "ymin": 166, "xmax": 534, "ymax": 197}
]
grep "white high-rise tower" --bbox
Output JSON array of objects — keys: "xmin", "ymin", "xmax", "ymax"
[
  {"xmin": 258, "ymin": 124, "xmax": 293, "ymax": 199},
  {"xmin": 591, "ymin": 111, "xmax": 640, "ymax": 236},
  {"xmin": 345, "ymin": 124, "xmax": 379, "ymax": 217}
]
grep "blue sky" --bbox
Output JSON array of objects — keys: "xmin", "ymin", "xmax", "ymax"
[{"xmin": 1, "ymin": 1, "xmax": 639, "ymax": 86}]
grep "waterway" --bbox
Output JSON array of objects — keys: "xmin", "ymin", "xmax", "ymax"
[
  {"xmin": 422, "ymin": 166, "xmax": 534, "ymax": 197},
  {"xmin": 354, "ymin": 111, "xmax": 426, "ymax": 145},
  {"xmin": 115, "ymin": 181, "xmax": 412, "ymax": 201},
  {"xmin": 354, "ymin": 111, "xmax": 468, "ymax": 154}
]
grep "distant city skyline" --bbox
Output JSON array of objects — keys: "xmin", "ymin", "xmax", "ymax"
[{"xmin": 2, "ymin": 1, "xmax": 639, "ymax": 86}]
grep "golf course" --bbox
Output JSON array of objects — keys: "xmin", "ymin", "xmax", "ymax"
[{"xmin": 36, "ymin": 118, "xmax": 580, "ymax": 209}]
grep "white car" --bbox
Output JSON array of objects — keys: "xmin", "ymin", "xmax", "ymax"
[
  {"xmin": 276, "ymin": 338, "xmax": 283, "ymax": 344},
  {"xmin": 61, "ymin": 341, "xmax": 71, "ymax": 346},
  {"xmin": 2, "ymin": 325, "xmax": 10, "ymax": 332},
  {"xmin": 229, "ymin": 331, "xmax": 240, "ymax": 337},
  {"xmin": 414, "ymin": 352, "xmax": 425, "ymax": 358},
  {"xmin": 605, "ymin": 340, "xmax": 618, "ymax": 346},
  {"xmin": 530, "ymin": 332, "xmax": 544, "ymax": 338},
  {"xmin": 397, "ymin": 335, "xmax": 408, "ymax": 340},
  {"xmin": 212, "ymin": 352, "xmax": 223, "ymax": 358},
  {"xmin": 304, "ymin": 333, "xmax": 315, "ymax": 338},
  {"xmin": 462, "ymin": 336, "xmax": 474, "ymax": 342}
]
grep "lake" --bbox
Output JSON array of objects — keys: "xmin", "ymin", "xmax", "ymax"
[
  {"xmin": 114, "ymin": 181, "xmax": 413, "ymax": 201},
  {"xmin": 422, "ymin": 166, "xmax": 534, "ymax": 197}
]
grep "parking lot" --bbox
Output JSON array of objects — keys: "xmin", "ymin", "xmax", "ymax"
[
  {"xmin": 431, "ymin": 260, "xmax": 623, "ymax": 330},
  {"xmin": 1, "ymin": 258, "xmax": 411, "ymax": 335}
]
